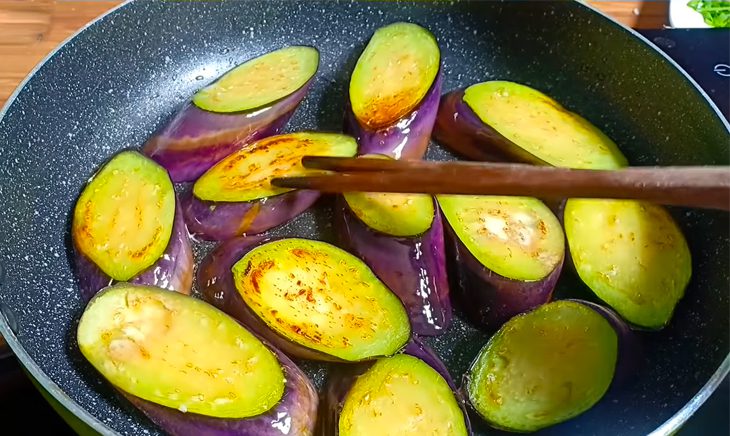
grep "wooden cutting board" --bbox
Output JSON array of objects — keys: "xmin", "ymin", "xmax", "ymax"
[{"xmin": 0, "ymin": 1, "xmax": 669, "ymax": 110}]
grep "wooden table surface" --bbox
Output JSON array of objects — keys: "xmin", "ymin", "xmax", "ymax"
[{"xmin": 0, "ymin": 1, "xmax": 670, "ymax": 109}]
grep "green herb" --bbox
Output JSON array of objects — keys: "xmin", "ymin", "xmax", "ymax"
[{"xmin": 687, "ymin": 0, "xmax": 730, "ymax": 27}]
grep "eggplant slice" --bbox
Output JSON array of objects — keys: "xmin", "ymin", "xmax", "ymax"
[
  {"xmin": 71, "ymin": 150, "xmax": 193, "ymax": 300},
  {"xmin": 438, "ymin": 194, "xmax": 565, "ymax": 331},
  {"xmin": 466, "ymin": 300, "xmax": 618, "ymax": 432},
  {"xmin": 337, "ymin": 190, "xmax": 452, "ymax": 336},
  {"xmin": 199, "ymin": 237, "xmax": 412, "ymax": 362},
  {"xmin": 142, "ymin": 46, "xmax": 319, "ymax": 182},
  {"xmin": 77, "ymin": 284, "xmax": 318, "ymax": 435},
  {"xmin": 319, "ymin": 338, "xmax": 471, "ymax": 436},
  {"xmin": 182, "ymin": 132, "xmax": 358, "ymax": 241},
  {"xmin": 434, "ymin": 80, "xmax": 692, "ymax": 329},
  {"xmin": 345, "ymin": 22, "xmax": 442, "ymax": 159}
]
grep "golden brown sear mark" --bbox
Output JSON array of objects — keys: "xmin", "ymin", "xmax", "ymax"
[
  {"xmin": 359, "ymin": 88, "xmax": 420, "ymax": 130},
  {"xmin": 130, "ymin": 226, "xmax": 163, "ymax": 259},
  {"xmin": 289, "ymin": 248, "xmax": 323, "ymax": 262}
]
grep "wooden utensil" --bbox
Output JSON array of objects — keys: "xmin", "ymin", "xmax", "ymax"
[{"xmin": 271, "ymin": 156, "xmax": 730, "ymax": 211}]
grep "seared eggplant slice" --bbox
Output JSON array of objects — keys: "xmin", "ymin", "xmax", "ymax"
[
  {"xmin": 337, "ymin": 185, "xmax": 452, "ymax": 336},
  {"xmin": 434, "ymin": 81, "xmax": 627, "ymax": 168},
  {"xmin": 142, "ymin": 46, "xmax": 319, "ymax": 182},
  {"xmin": 199, "ymin": 237, "xmax": 411, "ymax": 362},
  {"xmin": 438, "ymin": 195, "xmax": 564, "ymax": 330},
  {"xmin": 346, "ymin": 22, "xmax": 441, "ymax": 159},
  {"xmin": 77, "ymin": 284, "xmax": 318, "ymax": 435},
  {"xmin": 320, "ymin": 339, "xmax": 470, "ymax": 436},
  {"xmin": 466, "ymin": 300, "xmax": 618, "ymax": 432},
  {"xmin": 564, "ymin": 199, "xmax": 692, "ymax": 328},
  {"xmin": 182, "ymin": 132, "xmax": 357, "ymax": 241},
  {"xmin": 435, "ymin": 81, "xmax": 691, "ymax": 329},
  {"xmin": 569, "ymin": 299, "xmax": 643, "ymax": 387},
  {"xmin": 71, "ymin": 151, "xmax": 193, "ymax": 301}
]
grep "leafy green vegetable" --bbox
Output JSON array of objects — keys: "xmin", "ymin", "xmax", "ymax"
[{"xmin": 688, "ymin": 0, "xmax": 730, "ymax": 27}]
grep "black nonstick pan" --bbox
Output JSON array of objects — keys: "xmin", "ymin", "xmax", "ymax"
[{"xmin": 0, "ymin": 1, "xmax": 727, "ymax": 435}]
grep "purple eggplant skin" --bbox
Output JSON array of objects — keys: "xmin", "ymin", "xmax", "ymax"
[
  {"xmin": 344, "ymin": 71, "xmax": 442, "ymax": 160},
  {"xmin": 433, "ymin": 89, "xmax": 549, "ymax": 165},
  {"xmin": 122, "ymin": 341, "xmax": 318, "ymax": 436},
  {"xmin": 141, "ymin": 81, "xmax": 311, "ymax": 183},
  {"xmin": 335, "ymin": 197, "xmax": 452, "ymax": 336},
  {"xmin": 316, "ymin": 337, "xmax": 473, "ymax": 436},
  {"xmin": 74, "ymin": 201, "xmax": 193, "ymax": 302},
  {"xmin": 180, "ymin": 187, "xmax": 321, "ymax": 241},
  {"xmin": 569, "ymin": 299, "xmax": 644, "ymax": 388},
  {"xmin": 403, "ymin": 338, "xmax": 459, "ymax": 392},
  {"xmin": 443, "ymin": 220, "xmax": 563, "ymax": 332},
  {"xmin": 197, "ymin": 236, "xmax": 342, "ymax": 362}
]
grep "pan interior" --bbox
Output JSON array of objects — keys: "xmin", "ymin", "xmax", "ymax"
[{"xmin": 0, "ymin": 1, "xmax": 727, "ymax": 435}]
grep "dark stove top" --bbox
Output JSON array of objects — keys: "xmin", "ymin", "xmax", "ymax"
[
  {"xmin": 638, "ymin": 28, "xmax": 730, "ymax": 122},
  {"xmin": 1, "ymin": 27, "xmax": 728, "ymax": 435}
]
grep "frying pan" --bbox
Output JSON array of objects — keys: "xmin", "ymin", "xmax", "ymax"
[{"xmin": 0, "ymin": 1, "xmax": 727, "ymax": 435}]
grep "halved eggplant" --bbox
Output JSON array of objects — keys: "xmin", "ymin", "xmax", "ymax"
[
  {"xmin": 181, "ymin": 132, "xmax": 358, "ymax": 241},
  {"xmin": 437, "ymin": 194, "xmax": 565, "ymax": 330},
  {"xmin": 336, "ymin": 178, "xmax": 452, "ymax": 336},
  {"xmin": 319, "ymin": 338, "xmax": 471, "ymax": 436},
  {"xmin": 71, "ymin": 151, "xmax": 193, "ymax": 301},
  {"xmin": 465, "ymin": 300, "xmax": 618, "ymax": 432},
  {"xmin": 77, "ymin": 284, "xmax": 318, "ymax": 435},
  {"xmin": 564, "ymin": 199, "xmax": 692, "ymax": 329},
  {"xmin": 142, "ymin": 46, "xmax": 319, "ymax": 182},
  {"xmin": 435, "ymin": 81, "xmax": 692, "ymax": 329},
  {"xmin": 569, "ymin": 299, "xmax": 643, "ymax": 388},
  {"xmin": 345, "ymin": 22, "xmax": 442, "ymax": 159},
  {"xmin": 433, "ymin": 81, "xmax": 627, "ymax": 168},
  {"xmin": 198, "ymin": 237, "xmax": 411, "ymax": 362}
]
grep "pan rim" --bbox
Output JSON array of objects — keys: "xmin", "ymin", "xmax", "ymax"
[
  {"xmin": 0, "ymin": 1, "xmax": 727, "ymax": 435},
  {"xmin": 581, "ymin": 0, "xmax": 730, "ymax": 133},
  {"xmin": 0, "ymin": 0, "xmax": 132, "ymax": 432},
  {"xmin": 573, "ymin": 2, "xmax": 730, "ymax": 432}
]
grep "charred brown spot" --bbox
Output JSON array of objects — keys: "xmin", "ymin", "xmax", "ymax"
[
  {"xmin": 280, "ymin": 321, "xmax": 326, "ymax": 345},
  {"xmin": 258, "ymin": 260, "xmax": 275, "ymax": 271},
  {"xmin": 129, "ymin": 226, "xmax": 162, "ymax": 259},
  {"xmin": 256, "ymin": 136, "xmax": 302, "ymax": 151},
  {"xmin": 290, "ymin": 248, "xmax": 319, "ymax": 260},
  {"xmin": 359, "ymin": 88, "xmax": 420, "ymax": 130},
  {"xmin": 77, "ymin": 200, "xmax": 97, "ymax": 245},
  {"xmin": 139, "ymin": 347, "xmax": 151, "ymax": 359},
  {"xmin": 305, "ymin": 290, "xmax": 316, "ymax": 303},
  {"xmin": 223, "ymin": 153, "xmax": 249, "ymax": 171},
  {"xmin": 344, "ymin": 313, "xmax": 366, "ymax": 329},
  {"xmin": 250, "ymin": 272, "xmax": 262, "ymax": 294},
  {"xmin": 248, "ymin": 259, "xmax": 275, "ymax": 295},
  {"xmin": 135, "ymin": 205, "xmax": 143, "ymax": 229}
]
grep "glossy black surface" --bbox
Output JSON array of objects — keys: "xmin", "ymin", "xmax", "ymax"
[
  {"xmin": 637, "ymin": 28, "xmax": 729, "ymax": 121},
  {"xmin": 0, "ymin": 1, "xmax": 727, "ymax": 435}
]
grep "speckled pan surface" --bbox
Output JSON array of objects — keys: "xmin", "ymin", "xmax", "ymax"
[{"xmin": 0, "ymin": 1, "xmax": 728, "ymax": 435}]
